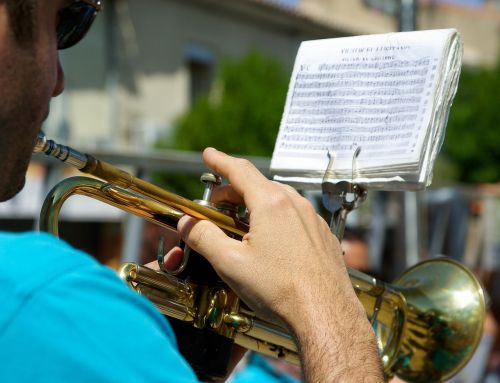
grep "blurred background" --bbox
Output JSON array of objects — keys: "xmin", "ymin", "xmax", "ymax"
[{"xmin": 2, "ymin": 0, "xmax": 499, "ymax": 381}]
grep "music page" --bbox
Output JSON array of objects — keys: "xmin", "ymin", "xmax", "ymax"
[{"xmin": 270, "ymin": 29, "xmax": 462, "ymax": 190}]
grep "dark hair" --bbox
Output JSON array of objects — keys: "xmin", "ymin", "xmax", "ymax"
[{"xmin": 5, "ymin": 0, "xmax": 36, "ymax": 45}]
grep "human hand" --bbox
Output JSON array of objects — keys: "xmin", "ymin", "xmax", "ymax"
[
  {"xmin": 164, "ymin": 148, "xmax": 383, "ymax": 382},
  {"xmin": 170, "ymin": 148, "xmax": 361, "ymax": 329}
]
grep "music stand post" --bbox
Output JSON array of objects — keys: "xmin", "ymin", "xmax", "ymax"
[{"xmin": 321, "ymin": 148, "xmax": 367, "ymax": 241}]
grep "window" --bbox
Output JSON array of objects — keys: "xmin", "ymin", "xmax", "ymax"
[{"xmin": 185, "ymin": 45, "xmax": 215, "ymax": 106}]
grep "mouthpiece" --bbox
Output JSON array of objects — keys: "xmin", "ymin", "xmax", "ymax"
[
  {"xmin": 33, "ymin": 132, "xmax": 48, "ymax": 154},
  {"xmin": 33, "ymin": 131, "xmax": 89, "ymax": 170}
]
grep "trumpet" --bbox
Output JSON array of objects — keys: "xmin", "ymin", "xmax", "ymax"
[{"xmin": 34, "ymin": 133, "xmax": 485, "ymax": 382}]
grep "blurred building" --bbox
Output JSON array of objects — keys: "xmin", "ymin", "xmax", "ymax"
[
  {"xmin": 44, "ymin": 0, "xmax": 345, "ymax": 150},
  {"xmin": 39, "ymin": 0, "xmax": 500, "ymax": 152}
]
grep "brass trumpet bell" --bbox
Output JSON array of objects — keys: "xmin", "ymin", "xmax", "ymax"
[{"xmin": 386, "ymin": 259, "xmax": 484, "ymax": 382}]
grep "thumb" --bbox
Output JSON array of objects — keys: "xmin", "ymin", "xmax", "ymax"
[{"xmin": 177, "ymin": 215, "xmax": 242, "ymax": 271}]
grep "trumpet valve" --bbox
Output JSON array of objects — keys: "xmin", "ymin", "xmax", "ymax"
[{"xmin": 201, "ymin": 172, "xmax": 222, "ymax": 203}]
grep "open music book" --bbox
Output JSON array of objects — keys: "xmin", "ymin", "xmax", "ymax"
[{"xmin": 270, "ymin": 29, "xmax": 462, "ymax": 190}]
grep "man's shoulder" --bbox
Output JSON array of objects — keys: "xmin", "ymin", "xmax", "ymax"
[
  {"xmin": 0, "ymin": 231, "xmax": 172, "ymax": 339},
  {"xmin": 0, "ymin": 231, "xmax": 96, "ymax": 287},
  {"xmin": 0, "ymin": 232, "xmax": 199, "ymax": 382},
  {"xmin": 0, "ymin": 232, "xmax": 165, "ymax": 330}
]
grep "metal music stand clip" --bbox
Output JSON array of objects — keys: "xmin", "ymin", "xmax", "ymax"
[{"xmin": 322, "ymin": 147, "xmax": 368, "ymax": 241}]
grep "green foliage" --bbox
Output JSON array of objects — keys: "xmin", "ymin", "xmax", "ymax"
[
  {"xmin": 155, "ymin": 51, "xmax": 289, "ymax": 198},
  {"xmin": 437, "ymin": 64, "xmax": 500, "ymax": 184}
]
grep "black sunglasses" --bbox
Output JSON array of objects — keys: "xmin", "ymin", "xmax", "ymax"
[{"xmin": 57, "ymin": 0, "xmax": 102, "ymax": 50}]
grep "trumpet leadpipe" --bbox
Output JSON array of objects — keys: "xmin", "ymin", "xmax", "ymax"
[{"xmin": 34, "ymin": 132, "xmax": 248, "ymax": 236}]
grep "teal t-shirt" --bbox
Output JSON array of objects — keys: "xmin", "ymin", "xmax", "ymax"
[{"xmin": 0, "ymin": 232, "xmax": 198, "ymax": 382}]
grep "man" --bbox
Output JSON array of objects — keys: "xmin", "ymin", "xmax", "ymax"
[{"xmin": 0, "ymin": 1, "xmax": 383, "ymax": 382}]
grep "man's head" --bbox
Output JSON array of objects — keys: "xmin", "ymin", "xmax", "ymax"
[{"xmin": 0, "ymin": 0, "xmax": 101, "ymax": 202}]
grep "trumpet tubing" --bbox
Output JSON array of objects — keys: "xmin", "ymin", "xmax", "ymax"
[{"xmin": 35, "ymin": 133, "xmax": 485, "ymax": 382}]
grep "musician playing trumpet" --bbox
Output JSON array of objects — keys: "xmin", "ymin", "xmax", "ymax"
[{"xmin": 0, "ymin": 1, "xmax": 383, "ymax": 382}]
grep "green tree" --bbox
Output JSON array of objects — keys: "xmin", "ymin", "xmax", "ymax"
[
  {"xmin": 155, "ymin": 51, "xmax": 289, "ymax": 198},
  {"xmin": 437, "ymin": 64, "xmax": 500, "ymax": 184}
]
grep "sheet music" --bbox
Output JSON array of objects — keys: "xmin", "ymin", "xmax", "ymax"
[{"xmin": 271, "ymin": 29, "xmax": 462, "ymax": 190}]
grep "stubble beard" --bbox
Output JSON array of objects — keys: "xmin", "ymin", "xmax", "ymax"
[
  {"xmin": 0, "ymin": 48, "xmax": 48, "ymax": 202},
  {"xmin": 1, "ymin": 1, "xmax": 57, "ymax": 202},
  {"xmin": 0, "ymin": 109, "xmax": 43, "ymax": 202}
]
